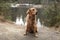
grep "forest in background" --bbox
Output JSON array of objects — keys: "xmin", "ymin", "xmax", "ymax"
[{"xmin": 0, "ymin": 0, "xmax": 60, "ymax": 27}]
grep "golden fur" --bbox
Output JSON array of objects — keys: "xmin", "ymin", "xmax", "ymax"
[{"xmin": 25, "ymin": 8, "xmax": 38, "ymax": 35}]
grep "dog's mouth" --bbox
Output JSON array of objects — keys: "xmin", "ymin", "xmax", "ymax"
[{"xmin": 29, "ymin": 11, "xmax": 37, "ymax": 15}]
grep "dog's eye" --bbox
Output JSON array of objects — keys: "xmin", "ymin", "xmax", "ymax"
[{"xmin": 32, "ymin": 9, "xmax": 35, "ymax": 11}]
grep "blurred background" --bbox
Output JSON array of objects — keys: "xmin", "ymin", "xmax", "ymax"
[{"xmin": 0, "ymin": 0, "xmax": 60, "ymax": 27}]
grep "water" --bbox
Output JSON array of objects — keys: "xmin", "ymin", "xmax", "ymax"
[
  {"xmin": 15, "ymin": 16, "xmax": 42, "ymax": 27},
  {"xmin": 19, "ymin": 16, "xmax": 24, "ymax": 26},
  {"xmin": 37, "ymin": 18, "xmax": 42, "ymax": 27},
  {"xmin": 11, "ymin": 3, "xmax": 42, "ymax": 8},
  {"xmin": 15, "ymin": 16, "xmax": 24, "ymax": 26},
  {"xmin": 15, "ymin": 17, "xmax": 20, "ymax": 25}
]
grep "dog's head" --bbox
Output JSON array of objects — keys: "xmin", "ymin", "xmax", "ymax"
[{"xmin": 26, "ymin": 8, "xmax": 37, "ymax": 15}]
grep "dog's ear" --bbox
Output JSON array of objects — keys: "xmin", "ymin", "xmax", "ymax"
[
  {"xmin": 35, "ymin": 10, "xmax": 37, "ymax": 15},
  {"xmin": 36, "ymin": 12, "xmax": 38, "ymax": 15},
  {"xmin": 26, "ymin": 9, "xmax": 29, "ymax": 14},
  {"xmin": 26, "ymin": 9, "xmax": 30, "ymax": 14}
]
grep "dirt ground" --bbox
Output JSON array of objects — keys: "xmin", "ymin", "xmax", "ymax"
[{"xmin": 0, "ymin": 22, "xmax": 60, "ymax": 40}]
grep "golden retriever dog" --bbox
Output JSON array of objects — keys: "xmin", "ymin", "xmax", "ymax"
[{"xmin": 24, "ymin": 7, "xmax": 38, "ymax": 37}]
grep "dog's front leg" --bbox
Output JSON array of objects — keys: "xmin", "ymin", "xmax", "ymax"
[
  {"xmin": 24, "ymin": 25, "xmax": 29, "ymax": 36},
  {"xmin": 24, "ymin": 26, "xmax": 28, "ymax": 35},
  {"xmin": 34, "ymin": 25, "xmax": 38, "ymax": 37},
  {"xmin": 34, "ymin": 30, "xmax": 38, "ymax": 37}
]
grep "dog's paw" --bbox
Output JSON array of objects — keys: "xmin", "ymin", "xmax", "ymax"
[
  {"xmin": 34, "ymin": 34, "xmax": 38, "ymax": 38},
  {"xmin": 24, "ymin": 33, "xmax": 27, "ymax": 36}
]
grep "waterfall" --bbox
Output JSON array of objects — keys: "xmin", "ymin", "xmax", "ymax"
[
  {"xmin": 19, "ymin": 16, "xmax": 24, "ymax": 26},
  {"xmin": 37, "ymin": 18, "xmax": 42, "ymax": 27},
  {"xmin": 15, "ymin": 16, "xmax": 24, "ymax": 26},
  {"xmin": 15, "ymin": 16, "xmax": 42, "ymax": 27},
  {"xmin": 15, "ymin": 17, "xmax": 20, "ymax": 25}
]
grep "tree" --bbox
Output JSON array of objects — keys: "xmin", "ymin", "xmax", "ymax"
[
  {"xmin": 41, "ymin": 0, "xmax": 60, "ymax": 26},
  {"xmin": 0, "ymin": 0, "xmax": 18, "ymax": 21}
]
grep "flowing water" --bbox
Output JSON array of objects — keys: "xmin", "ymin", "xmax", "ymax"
[
  {"xmin": 37, "ymin": 18, "xmax": 42, "ymax": 27},
  {"xmin": 15, "ymin": 16, "xmax": 24, "ymax": 26},
  {"xmin": 15, "ymin": 16, "xmax": 42, "ymax": 27}
]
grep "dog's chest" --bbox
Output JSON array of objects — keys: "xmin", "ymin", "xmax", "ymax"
[
  {"xmin": 29, "ymin": 15, "xmax": 35, "ymax": 21},
  {"xmin": 27, "ymin": 15, "xmax": 35, "ymax": 24}
]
